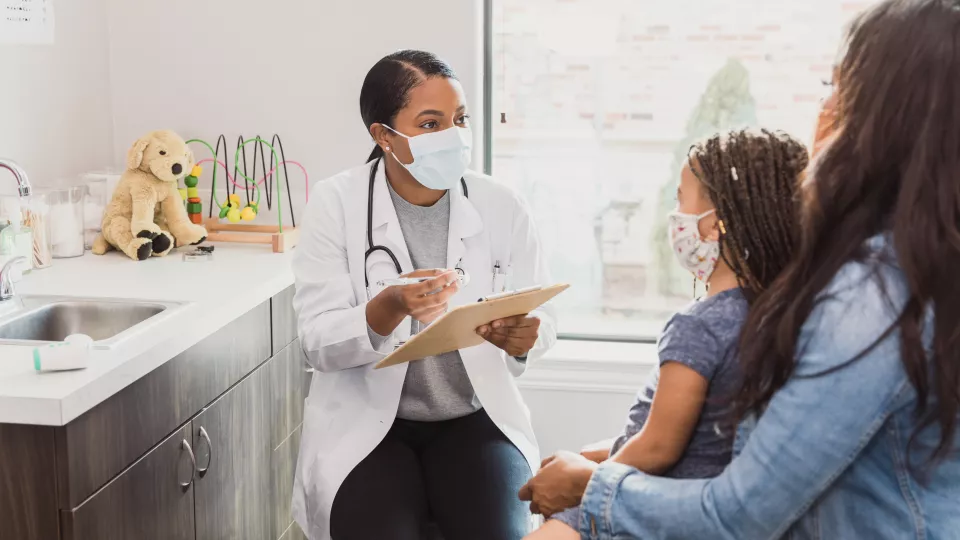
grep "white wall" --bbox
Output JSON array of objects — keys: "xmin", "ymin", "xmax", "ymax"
[
  {"xmin": 5, "ymin": 0, "xmax": 633, "ymax": 457},
  {"xmin": 522, "ymin": 387, "xmax": 639, "ymax": 456},
  {"xmin": 0, "ymin": 0, "xmax": 114, "ymax": 192},
  {"xmin": 105, "ymin": 0, "xmax": 485, "ymax": 224},
  {"xmin": 518, "ymin": 341, "xmax": 656, "ymax": 456}
]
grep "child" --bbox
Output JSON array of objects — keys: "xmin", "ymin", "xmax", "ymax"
[{"xmin": 520, "ymin": 129, "xmax": 809, "ymax": 536}]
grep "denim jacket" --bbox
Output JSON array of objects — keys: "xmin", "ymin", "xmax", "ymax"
[{"xmin": 577, "ymin": 236, "xmax": 960, "ymax": 539}]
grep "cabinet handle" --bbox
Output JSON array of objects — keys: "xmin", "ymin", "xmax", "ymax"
[
  {"xmin": 180, "ymin": 439, "xmax": 197, "ymax": 489},
  {"xmin": 197, "ymin": 426, "xmax": 214, "ymax": 476}
]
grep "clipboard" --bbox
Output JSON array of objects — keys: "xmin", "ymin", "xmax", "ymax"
[{"xmin": 374, "ymin": 283, "xmax": 569, "ymax": 369}]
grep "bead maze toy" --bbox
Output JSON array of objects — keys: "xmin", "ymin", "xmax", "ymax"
[
  {"xmin": 185, "ymin": 135, "xmax": 308, "ymax": 253},
  {"xmin": 181, "ymin": 165, "xmax": 204, "ymax": 225}
]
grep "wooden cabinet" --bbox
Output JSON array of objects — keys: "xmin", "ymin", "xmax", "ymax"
[
  {"xmin": 56, "ymin": 301, "xmax": 273, "ymax": 509},
  {"xmin": 192, "ymin": 340, "xmax": 308, "ymax": 540},
  {"xmin": 0, "ymin": 424, "xmax": 58, "ymax": 540},
  {"xmin": 271, "ymin": 285, "xmax": 298, "ymax": 357},
  {"xmin": 0, "ymin": 286, "xmax": 309, "ymax": 540},
  {"xmin": 61, "ymin": 424, "xmax": 197, "ymax": 540},
  {"xmin": 279, "ymin": 523, "xmax": 308, "ymax": 540}
]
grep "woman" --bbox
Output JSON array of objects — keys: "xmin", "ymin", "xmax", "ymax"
[
  {"xmin": 523, "ymin": 1, "xmax": 960, "ymax": 538},
  {"xmin": 812, "ymin": 64, "xmax": 840, "ymax": 158},
  {"xmin": 291, "ymin": 50, "xmax": 556, "ymax": 540}
]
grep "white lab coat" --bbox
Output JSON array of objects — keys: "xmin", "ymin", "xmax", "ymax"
[{"xmin": 290, "ymin": 161, "xmax": 557, "ymax": 540}]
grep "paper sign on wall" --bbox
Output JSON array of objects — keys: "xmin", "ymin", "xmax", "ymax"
[{"xmin": 1, "ymin": 0, "xmax": 55, "ymax": 45}]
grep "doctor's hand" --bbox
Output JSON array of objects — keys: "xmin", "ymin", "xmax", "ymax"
[
  {"xmin": 519, "ymin": 450, "xmax": 597, "ymax": 518},
  {"xmin": 368, "ymin": 269, "xmax": 461, "ymax": 336},
  {"xmin": 477, "ymin": 315, "xmax": 540, "ymax": 358}
]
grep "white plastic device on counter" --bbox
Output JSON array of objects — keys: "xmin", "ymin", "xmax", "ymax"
[{"xmin": 33, "ymin": 334, "xmax": 93, "ymax": 372}]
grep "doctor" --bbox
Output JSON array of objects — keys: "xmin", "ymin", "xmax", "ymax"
[{"xmin": 291, "ymin": 50, "xmax": 557, "ymax": 540}]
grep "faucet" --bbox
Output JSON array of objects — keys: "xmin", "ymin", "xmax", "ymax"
[
  {"xmin": 0, "ymin": 159, "xmax": 32, "ymax": 198},
  {"xmin": 0, "ymin": 256, "xmax": 26, "ymax": 302}
]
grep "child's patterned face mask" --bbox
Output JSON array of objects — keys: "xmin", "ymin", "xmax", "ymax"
[{"xmin": 667, "ymin": 209, "xmax": 720, "ymax": 283}]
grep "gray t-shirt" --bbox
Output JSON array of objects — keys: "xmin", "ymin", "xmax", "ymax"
[
  {"xmin": 555, "ymin": 288, "xmax": 747, "ymax": 530},
  {"xmin": 368, "ymin": 184, "xmax": 481, "ymax": 422}
]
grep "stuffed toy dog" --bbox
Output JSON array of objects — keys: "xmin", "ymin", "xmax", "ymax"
[{"xmin": 92, "ymin": 130, "xmax": 207, "ymax": 260}]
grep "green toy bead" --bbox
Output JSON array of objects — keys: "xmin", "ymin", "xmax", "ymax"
[
  {"xmin": 184, "ymin": 175, "xmax": 199, "ymax": 188},
  {"xmin": 186, "ymin": 202, "xmax": 203, "ymax": 213}
]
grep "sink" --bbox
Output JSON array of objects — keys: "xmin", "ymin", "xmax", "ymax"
[{"xmin": 0, "ymin": 296, "xmax": 185, "ymax": 349}]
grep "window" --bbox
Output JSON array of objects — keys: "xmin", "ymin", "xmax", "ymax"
[{"xmin": 488, "ymin": 0, "xmax": 877, "ymax": 341}]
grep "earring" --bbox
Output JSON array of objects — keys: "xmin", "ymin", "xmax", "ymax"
[{"xmin": 385, "ymin": 146, "xmax": 391, "ymax": 151}]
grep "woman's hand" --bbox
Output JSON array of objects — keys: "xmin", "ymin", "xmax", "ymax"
[
  {"xmin": 519, "ymin": 451, "xmax": 598, "ymax": 517},
  {"xmin": 477, "ymin": 314, "xmax": 541, "ymax": 357},
  {"xmin": 367, "ymin": 269, "xmax": 460, "ymax": 336}
]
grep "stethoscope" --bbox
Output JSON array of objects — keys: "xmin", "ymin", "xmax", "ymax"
[{"xmin": 364, "ymin": 157, "xmax": 468, "ymax": 289}]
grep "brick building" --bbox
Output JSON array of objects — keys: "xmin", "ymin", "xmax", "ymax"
[{"xmin": 491, "ymin": 0, "xmax": 877, "ymax": 336}]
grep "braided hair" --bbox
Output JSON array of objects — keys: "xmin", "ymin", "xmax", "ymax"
[{"xmin": 689, "ymin": 129, "xmax": 808, "ymax": 302}]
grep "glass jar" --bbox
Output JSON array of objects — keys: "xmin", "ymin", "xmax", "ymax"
[
  {"xmin": 24, "ymin": 196, "xmax": 52, "ymax": 269},
  {"xmin": 41, "ymin": 185, "xmax": 87, "ymax": 259},
  {"xmin": 83, "ymin": 177, "xmax": 108, "ymax": 250}
]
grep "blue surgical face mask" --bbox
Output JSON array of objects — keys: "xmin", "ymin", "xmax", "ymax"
[{"xmin": 383, "ymin": 125, "xmax": 472, "ymax": 190}]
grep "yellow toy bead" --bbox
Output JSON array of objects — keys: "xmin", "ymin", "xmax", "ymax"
[
  {"xmin": 178, "ymin": 188, "xmax": 188, "ymax": 201},
  {"xmin": 240, "ymin": 206, "xmax": 256, "ymax": 221},
  {"xmin": 187, "ymin": 187, "xmax": 199, "ymax": 198},
  {"xmin": 226, "ymin": 207, "xmax": 241, "ymax": 223},
  {"xmin": 190, "ymin": 165, "xmax": 203, "ymax": 177},
  {"xmin": 228, "ymin": 194, "xmax": 241, "ymax": 208}
]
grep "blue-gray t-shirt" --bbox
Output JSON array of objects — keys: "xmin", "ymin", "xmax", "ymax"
[{"xmin": 554, "ymin": 288, "xmax": 748, "ymax": 529}]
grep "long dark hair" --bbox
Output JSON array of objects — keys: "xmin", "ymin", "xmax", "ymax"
[
  {"xmin": 359, "ymin": 50, "xmax": 458, "ymax": 163},
  {"xmin": 690, "ymin": 129, "xmax": 808, "ymax": 303},
  {"xmin": 735, "ymin": 0, "xmax": 960, "ymax": 469}
]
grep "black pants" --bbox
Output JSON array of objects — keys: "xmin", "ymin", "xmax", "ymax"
[{"xmin": 330, "ymin": 409, "xmax": 532, "ymax": 540}]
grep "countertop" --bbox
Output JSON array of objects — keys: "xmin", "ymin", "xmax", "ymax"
[{"xmin": 0, "ymin": 244, "xmax": 295, "ymax": 426}]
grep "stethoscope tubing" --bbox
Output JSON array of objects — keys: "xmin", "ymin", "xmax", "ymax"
[{"xmin": 363, "ymin": 157, "xmax": 468, "ymax": 288}]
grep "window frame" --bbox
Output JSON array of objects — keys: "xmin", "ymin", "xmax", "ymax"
[{"xmin": 482, "ymin": 0, "xmax": 658, "ymax": 345}]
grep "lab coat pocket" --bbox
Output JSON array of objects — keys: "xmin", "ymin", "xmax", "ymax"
[
  {"xmin": 480, "ymin": 271, "xmax": 507, "ymax": 296},
  {"xmin": 493, "ymin": 271, "xmax": 508, "ymax": 294}
]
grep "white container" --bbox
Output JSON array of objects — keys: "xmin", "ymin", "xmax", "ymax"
[
  {"xmin": 33, "ymin": 334, "xmax": 93, "ymax": 372},
  {"xmin": 24, "ymin": 197, "xmax": 52, "ymax": 269},
  {"xmin": 82, "ymin": 176, "xmax": 109, "ymax": 250},
  {"xmin": 42, "ymin": 185, "xmax": 86, "ymax": 259},
  {"xmin": 82, "ymin": 169, "xmax": 123, "ymax": 201},
  {"xmin": 0, "ymin": 205, "xmax": 33, "ymax": 275}
]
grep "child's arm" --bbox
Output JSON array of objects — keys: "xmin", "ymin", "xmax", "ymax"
[
  {"xmin": 523, "ymin": 518, "xmax": 581, "ymax": 540},
  {"xmin": 609, "ymin": 362, "xmax": 709, "ymax": 475},
  {"xmin": 580, "ymin": 437, "xmax": 617, "ymax": 463}
]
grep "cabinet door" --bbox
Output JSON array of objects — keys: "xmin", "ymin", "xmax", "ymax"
[
  {"xmin": 193, "ymin": 340, "xmax": 308, "ymax": 540},
  {"xmin": 62, "ymin": 423, "xmax": 196, "ymax": 540},
  {"xmin": 56, "ymin": 301, "xmax": 271, "ymax": 509}
]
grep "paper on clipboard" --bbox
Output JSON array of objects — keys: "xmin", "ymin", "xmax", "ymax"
[{"xmin": 374, "ymin": 283, "xmax": 569, "ymax": 369}]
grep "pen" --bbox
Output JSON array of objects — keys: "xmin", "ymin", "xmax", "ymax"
[
  {"xmin": 376, "ymin": 277, "xmax": 431, "ymax": 287},
  {"xmin": 478, "ymin": 285, "xmax": 542, "ymax": 303},
  {"xmin": 378, "ymin": 270, "xmax": 471, "ymax": 289}
]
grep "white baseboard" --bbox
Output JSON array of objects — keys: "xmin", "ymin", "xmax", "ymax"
[{"xmin": 519, "ymin": 340, "xmax": 656, "ymax": 394}]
